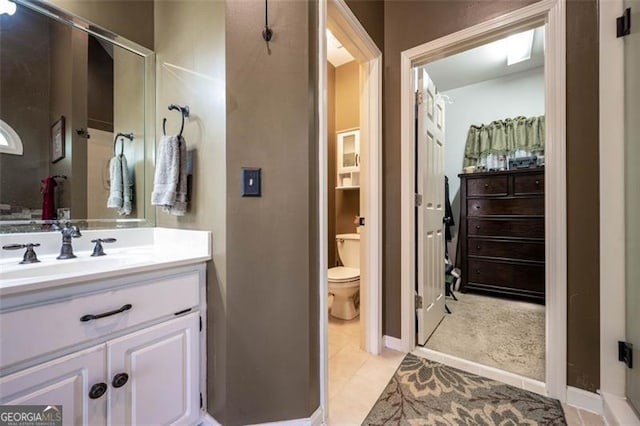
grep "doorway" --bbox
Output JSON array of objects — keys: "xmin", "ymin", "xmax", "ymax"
[
  {"xmin": 399, "ymin": 0, "xmax": 567, "ymax": 401},
  {"xmin": 319, "ymin": 0, "xmax": 383, "ymax": 421}
]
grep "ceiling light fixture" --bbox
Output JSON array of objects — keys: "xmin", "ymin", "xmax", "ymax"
[
  {"xmin": 0, "ymin": 0, "xmax": 16, "ymax": 15},
  {"xmin": 507, "ymin": 29, "xmax": 534, "ymax": 66}
]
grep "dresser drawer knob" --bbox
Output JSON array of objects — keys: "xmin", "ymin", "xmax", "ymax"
[
  {"xmin": 474, "ymin": 205, "xmax": 480, "ymax": 209},
  {"xmin": 476, "ymin": 269, "xmax": 481, "ymax": 274},
  {"xmin": 535, "ymin": 180, "xmax": 540, "ymax": 185},
  {"xmin": 484, "ymin": 183, "xmax": 489, "ymax": 189},
  {"xmin": 475, "ymin": 225, "xmax": 480, "ymax": 230},
  {"xmin": 476, "ymin": 245, "xmax": 481, "ymax": 250}
]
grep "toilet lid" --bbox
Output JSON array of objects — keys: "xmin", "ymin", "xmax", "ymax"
[{"xmin": 328, "ymin": 267, "xmax": 359, "ymax": 283}]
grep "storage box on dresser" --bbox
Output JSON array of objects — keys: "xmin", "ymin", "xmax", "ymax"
[
  {"xmin": 458, "ymin": 169, "xmax": 545, "ymax": 303},
  {"xmin": 0, "ymin": 264, "xmax": 206, "ymax": 426}
]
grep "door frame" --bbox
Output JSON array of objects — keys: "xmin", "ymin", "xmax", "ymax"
[
  {"xmin": 317, "ymin": 0, "xmax": 383, "ymax": 420},
  {"xmin": 598, "ymin": 0, "xmax": 640, "ymax": 422},
  {"xmin": 399, "ymin": 0, "xmax": 567, "ymax": 401}
]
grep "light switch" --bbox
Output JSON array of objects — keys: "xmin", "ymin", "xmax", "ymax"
[{"xmin": 241, "ymin": 167, "xmax": 261, "ymax": 197}]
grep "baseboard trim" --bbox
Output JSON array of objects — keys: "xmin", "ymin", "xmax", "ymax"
[
  {"xmin": 383, "ymin": 335, "xmax": 405, "ymax": 352},
  {"xmin": 199, "ymin": 413, "xmax": 222, "ymax": 426},
  {"xmin": 601, "ymin": 392, "xmax": 639, "ymax": 425},
  {"xmin": 245, "ymin": 407, "xmax": 323, "ymax": 426},
  {"xmin": 566, "ymin": 386, "xmax": 603, "ymax": 415},
  {"xmin": 413, "ymin": 347, "xmax": 547, "ymax": 397}
]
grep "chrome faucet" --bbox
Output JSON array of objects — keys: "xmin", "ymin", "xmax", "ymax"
[{"xmin": 57, "ymin": 222, "xmax": 82, "ymax": 259}]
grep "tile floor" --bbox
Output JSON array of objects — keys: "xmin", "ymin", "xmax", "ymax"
[{"xmin": 326, "ymin": 316, "xmax": 606, "ymax": 426}]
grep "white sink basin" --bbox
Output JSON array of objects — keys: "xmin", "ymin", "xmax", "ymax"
[{"xmin": 1, "ymin": 254, "xmax": 152, "ymax": 281}]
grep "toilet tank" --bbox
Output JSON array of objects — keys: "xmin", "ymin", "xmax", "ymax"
[{"xmin": 336, "ymin": 233, "xmax": 360, "ymax": 268}]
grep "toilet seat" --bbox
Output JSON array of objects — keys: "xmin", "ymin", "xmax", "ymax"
[{"xmin": 328, "ymin": 267, "xmax": 359, "ymax": 284}]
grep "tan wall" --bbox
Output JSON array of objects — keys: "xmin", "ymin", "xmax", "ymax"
[
  {"xmin": 153, "ymin": 0, "xmax": 227, "ymax": 417},
  {"xmin": 334, "ymin": 61, "xmax": 360, "ymax": 240},
  {"xmin": 225, "ymin": 0, "xmax": 319, "ymax": 423},
  {"xmin": 382, "ymin": 0, "xmax": 600, "ymax": 392},
  {"xmin": 50, "ymin": 0, "xmax": 154, "ymax": 50},
  {"xmin": 344, "ymin": 0, "xmax": 384, "ymax": 52}
]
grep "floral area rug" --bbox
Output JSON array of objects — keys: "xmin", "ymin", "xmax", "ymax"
[{"xmin": 362, "ymin": 354, "xmax": 565, "ymax": 425}]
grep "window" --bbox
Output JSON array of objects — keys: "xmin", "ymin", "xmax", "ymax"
[{"xmin": 0, "ymin": 119, "xmax": 23, "ymax": 155}]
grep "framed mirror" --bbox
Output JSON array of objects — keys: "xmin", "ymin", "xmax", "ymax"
[{"xmin": 0, "ymin": 0, "xmax": 155, "ymax": 232}]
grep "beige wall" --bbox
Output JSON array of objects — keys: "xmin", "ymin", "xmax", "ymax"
[
  {"xmin": 225, "ymin": 0, "xmax": 319, "ymax": 423},
  {"xmin": 153, "ymin": 0, "xmax": 227, "ymax": 417}
]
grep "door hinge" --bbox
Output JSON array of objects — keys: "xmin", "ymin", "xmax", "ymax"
[
  {"xmin": 617, "ymin": 7, "xmax": 631, "ymax": 38},
  {"xmin": 415, "ymin": 295, "xmax": 423, "ymax": 310},
  {"xmin": 415, "ymin": 90, "xmax": 423, "ymax": 105},
  {"xmin": 619, "ymin": 341, "xmax": 633, "ymax": 368},
  {"xmin": 200, "ymin": 392, "xmax": 203, "ymax": 408},
  {"xmin": 415, "ymin": 194, "xmax": 423, "ymax": 207},
  {"xmin": 199, "ymin": 316, "xmax": 202, "ymax": 332}
]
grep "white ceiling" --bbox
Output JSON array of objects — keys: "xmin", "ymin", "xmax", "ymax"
[
  {"xmin": 327, "ymin": 29, "xmax": 355, "ymax": 68},
  {"xmin": 425, "ymin": 26, "xmax": 545, "ymax": 92}
]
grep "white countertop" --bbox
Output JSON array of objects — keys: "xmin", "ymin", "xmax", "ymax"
[{"xmin": 0, "ymin": 227, "xmax": 211, "ymax": 297}]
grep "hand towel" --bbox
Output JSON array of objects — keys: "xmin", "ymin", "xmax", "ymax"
[
  {"xmin": 107, "ymin": 155, "xmax": 124, "ymax": 210},
  {"xmin": 151, "ymin": 135, "xmax": 188, "ymax": 216},
  {"xmin": 107, "ymin": 154, "xmax": 133, "ymax": 216},
  {"xmin": 41, "ymin": 176, "xmax": 57, "ymax": 221}
]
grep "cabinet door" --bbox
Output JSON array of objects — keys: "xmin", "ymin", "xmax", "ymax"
[
  {"xmin": 0, "ymin": 345, "xmax": 107, "ymax": 426},
  {"xmin": 107, "ymin": 313, "xmax": 200, "ymax": 426},
  {"xmin": 337, "ymin": 129, "xmax": 360, "ymax": 173}
]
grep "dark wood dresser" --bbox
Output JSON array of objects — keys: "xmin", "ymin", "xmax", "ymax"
[{"xmin": 458, "ymin": 168, "xmax": 545, "ymax": 303}]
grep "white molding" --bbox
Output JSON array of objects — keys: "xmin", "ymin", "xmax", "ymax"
[
  {"xmin": 400, "ymin": 0, "xmax": 567, "ymax": 401},
  {"xmin": 245, "ymin": 408, "xmax": 324, "ymax": 426},
  {"xmin": 602, "ymin": 392, "xmax": 640, "ymax": 426},
  {"xmin": 566, "ymin": 387, "xmax": 603, "ymax": 415},
  {"xmin": 383, "ymin": 335, "xmax": 406, "ymax": 353},
  {"xmin": 413, "ymin": 347, "xmax": 547, "ymax": 397},
  {"xmin": 598, "ymin": 0, "xmax": 627, "ymax": 400}
]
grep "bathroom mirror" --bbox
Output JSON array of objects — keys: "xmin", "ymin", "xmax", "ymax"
[{"xmin": 0, "ymin": 0, "xmax": 155, "ymax": 232}]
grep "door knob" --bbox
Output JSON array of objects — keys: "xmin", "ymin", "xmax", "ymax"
[
  {"xmin": 112, "ymin": 373, "xmax": 129, "ymax": 388},
  {"xmin": 89, "ymin": 382, "xmax": 107, "ymax": 399}
]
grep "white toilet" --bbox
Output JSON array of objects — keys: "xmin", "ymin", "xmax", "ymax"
[{"xmin": 328, "ymin": 233, "xmax": 360, "ymax": 320}]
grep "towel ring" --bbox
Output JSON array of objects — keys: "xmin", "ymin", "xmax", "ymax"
[
  {"xmin": 162, "ymin": 104, "xmax": 190, "ymax": 137},
  {"xmin": 113, "ymin": 132, "xmax": 134, "ymax": 156}
]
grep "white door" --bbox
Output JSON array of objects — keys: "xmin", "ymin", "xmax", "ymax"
[
  {"xmin": 0, "ymin": 345, "xmax": 107, "ymax": 426},
  {"xmin": 107, "ymin": 313, "xmax": 200, "ymax": 426},
  {"xmin": 416, "ymin": 68, "xmax": 446, "ymax": 345}
]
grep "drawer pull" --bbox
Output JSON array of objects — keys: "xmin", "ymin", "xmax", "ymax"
[
  {"xmin": 89, "ymin": 382, "xmax": 107, "ymax": 399},
  {"xmin": 474, "ymin": 205, "xmax": 480, "ymax": 209},
  {"xmin": 112, "ymin": 373, "xmax": 129, "ymax": 388},
  {"xmin": 484, "ymin": 184, "xmax": 489, "ymax": 189},
  {"xmin": 475, "ymin": 225, "xmax": 481, "ymax": 230},
  {"xmin": 535, "ymin": 180, "xmax": 540, "ymax": 185},
  {"xmin": 476, "ymin": 245, "xmax": 481, "ymax": 250},
  {"xmin": 80, "ymin": 304, "xmax": 132, "ymax": 322}
]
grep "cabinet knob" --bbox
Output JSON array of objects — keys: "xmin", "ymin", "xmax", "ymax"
[
  {"xmin": 112, "ymin": 373, "xmax": 129, "ymax": 388},
  {"xmin": 89, "ymin": 382, "xmax": 107, "ymax": 399}
]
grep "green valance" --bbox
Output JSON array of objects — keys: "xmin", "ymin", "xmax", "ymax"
[{"xmin": 463, "ymin": 115, "xmax": 545, "ymax": 167}]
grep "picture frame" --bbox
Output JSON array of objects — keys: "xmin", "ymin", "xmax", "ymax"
[{"xmin": 51, "ymin": 116, "xmax": 65, "ymax": 163}]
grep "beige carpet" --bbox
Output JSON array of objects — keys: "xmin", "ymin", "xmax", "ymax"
[{"xmin": 425, "ymin": 292, "xmax": 545, "ymax": 381}]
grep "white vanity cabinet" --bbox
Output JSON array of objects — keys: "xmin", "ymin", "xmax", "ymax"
[
  {"xmin": 0, "ymin": 264, "xmax": 206, "ymax": 426},
  {"xmin": 336, "ymin": 129, "xmax": 361, "ymax": 189}
]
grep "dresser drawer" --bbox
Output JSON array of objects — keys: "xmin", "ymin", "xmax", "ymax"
[
  {"xmin": 467, "ymin": 197, "xmax": 544, "ymax": 216},
  {"xmin": 468, "ymin": 218, "xmax": 545, "ymax": 238},
  {"xmin": 467, "ymin": 259, "xmax": 545, "ymax": 293},
  {"xmin": 514, "ymin": 173, "xmax": 544, "ymax": 195},
  {"xmin": 468, "ymin": 239, "xmax": 544, "ymax": 261},
  {"xmin": 466, "ymin": 176, "xmax": 508, "ymax": 196},
  {"xmin": 0, "ymin": 271, "xmax": 200, "ymax": 369}
]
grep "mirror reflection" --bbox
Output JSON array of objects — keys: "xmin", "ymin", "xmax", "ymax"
[{"xmin": 0, "ymin": 1, "xmax": 150, "ymax": 228}]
